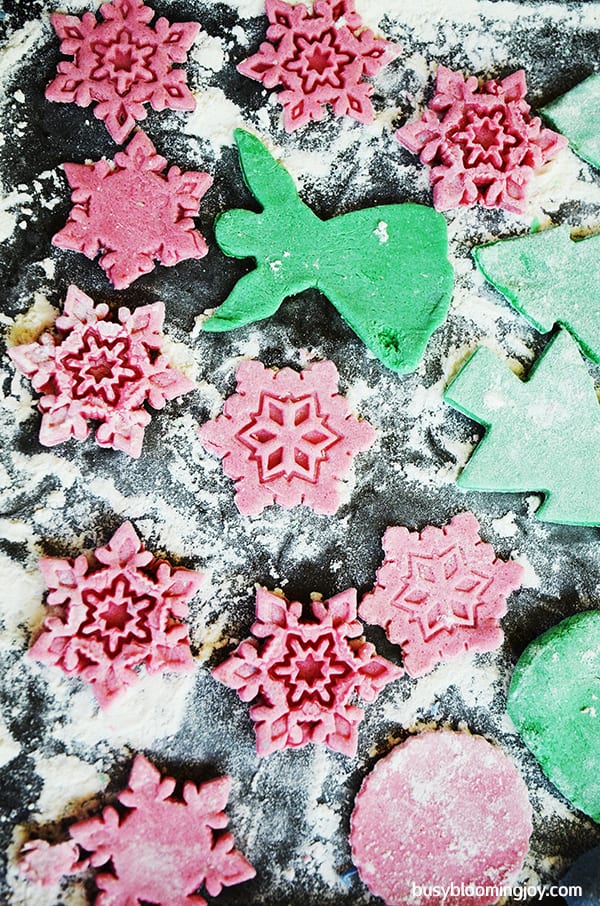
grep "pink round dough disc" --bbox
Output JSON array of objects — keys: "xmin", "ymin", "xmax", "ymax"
[{"xmin": 350, "ymin": 731, "xmax": 532, "ymax": 906}]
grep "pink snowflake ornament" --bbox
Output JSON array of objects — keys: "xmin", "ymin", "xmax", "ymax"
[
  {"xmin": 396, "ymin": 66, "xmax": 567, "ymax": 213},
  {"xmin": 46, "ymin": 0, "xmax": 200, "ymax": 143},
  {"xmin": 213, "ymin": 586, "xmax": 402, "ymax": 757},
  {"xmin": 30, "ymin": 521, "xmax": 204, "ymax": 706},
  {"xmin": 238, "ymin": 0, "xmax": 399, "ymax": 131},
  {"xmin": 53, "ymin": 131, "xmax": 212, "ymax": 289},
  {"xmin": 8, "ymin": 285, "xmax": 194, "ymax": 457},
  {"xmin": 199, "ymin": 360, "xmax": 376, "ymax": 516},
  {"xmin": 359, "ymin": 513, "xmax": 524, "ymax": 676},
  {"xmin": 19, "ymin": 754, "xmax": 256, "ymax": 905}
]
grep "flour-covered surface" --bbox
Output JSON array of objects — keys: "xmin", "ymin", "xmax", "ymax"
[{"xmin": 1, "ymin": 1, "xmax": 599, "ymax": 905}]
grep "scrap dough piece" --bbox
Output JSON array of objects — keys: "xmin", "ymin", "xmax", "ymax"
[
  {"xmin": 350, "ymin": 731, "xmax": 532, "ymax": 906},
  {"xmin": 542, "ymin": 73, "xmax": 600, "ymax": 170},
  {"xmin": 507, "ymin": 611, "xmax": 600, "ymax": 822},
  {"xmin": 444, "ymin": 329, "xmax": 600, "ymax": 526},
  {"xmin": 474, "ymin": 225, "xmax": 600, "ymax": 364},
  {"xmin": 203, "ymin": 130, "xmax": 453, "ymax": 374}
]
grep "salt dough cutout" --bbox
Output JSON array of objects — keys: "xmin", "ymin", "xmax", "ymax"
[
  {"xmin": 212, "ymin": 586, "xmax": 402, "ymax": 757},
  {"xmin": 396, "ymin": 66, "xmax": 566, "ymax": 213},
  {"xmin": 508, "ymin": 611, "xmax": 600, "ymax": 823},
  {"xmin": 350, "ymin": 731, "xmax": 532, "ymax": 906},
  {"xmin": 474, "ymin": 225, "xmax": 600, "ymax": 364},
  {"xmin": 8, "ymin": 285, "xmax": 194, "ymax": 457},
  {"xmin": 444, "ymin": 329, "xmax": 600, "ymax": 526},
  {"xmin": 237, "ymin": 0, "xmax": 399, "ymax": 131},
  {"xmin": 359, "ymin": 512, "xmax": 523, "ymax": 676},
  {"xmin": 30, "ymin": 521, "xmax": 203, "ymax": 706},
  {"xmin": 19, "ymin": 754, "xmax": 255, "ymax": 905},
  {"xmin": 53, "ymin": 131, "xmax": 212, "ymax": 289},
  {"xmin": 542, "ymin": 73, "xmax": 600, "ymax": 170},
  {"xmin": 202, "ymin": 130, "xmax": 453, "ymax": 373},
  {"xmin": 46, "ymin": 0, "xmax": 200, "ymax": 143},
  {"xmin": 199, "ymin": 359, "xmax": 376, "ymax": 515}
]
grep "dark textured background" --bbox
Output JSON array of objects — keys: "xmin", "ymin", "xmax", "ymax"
[{"xmin": 0, "ymin": 1, "xmax": 599, "ymax": 903}]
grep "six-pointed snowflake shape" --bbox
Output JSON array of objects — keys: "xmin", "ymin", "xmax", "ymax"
[
  {"xmin": 213, "ymin": 586, "xmax": 402, "ymax": 756},
  {"xmin": 238, "ymin": 0, "xmax": 399, "ymax": 131},
  {"xmin": 19, "ymin": 754, "xmax": 255, "ymax": 905},
  {"xmin": 359, "ymin": 513, "xmax": 523, "ymax": 676},
  {"xmin": 53, "ymin": 131, "xmax": 212, "ymax": 289},
  {"xmin": 29, "ymin": 521, "xmax": 204, "ymax": 706},
  {"xmin": 199, "ymin": 360, "xmax": 376, "ymax": 516},
  {"xmin": 9, "ymin": 285, "xmax": 194, "ymax": 457},
  {"xmin": 46, "ymin": 0, "xmax": 200, "ymax": 143},
  {"xmin": 396, "ymin": 66, "xmax": 567, "ymax": 213}
]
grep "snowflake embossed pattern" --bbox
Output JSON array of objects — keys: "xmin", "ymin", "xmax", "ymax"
[
  {"xmin": 359, "ymin": 513, "xmax": 523, "ymax": 676},
  {"xmin": 53, "ymin": 131, "xmax": 212, "ymax": 289},
  {"xmin": 237, "ymin": 0, "xmax": 399, "ymax": 131},
  {"xmin": 9, "ymin": 285, "xmax": 194, "ymax": 457},
  {"xmin": 199, "ymin": 360, "xmax": 376, "ymax": 515},
  {"xmin": 29, "ymin": 521, "xmax": 203, "ymax": 706},
  {"xmin": 46, "ymin": 0, "xmax": 200, "ymax": 143},
  {"xmin": 19, "ymin": 754, "xmax": 256, "ymax": 905},
  {"xmin": 396, "ymin": 66, "xmax": 567, "ymax": 213},
  {"xmin": 213, "ymin": 586, "xmax": 402, "ymax": 757}
]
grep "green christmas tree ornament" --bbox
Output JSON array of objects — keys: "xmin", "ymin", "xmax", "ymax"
[
  {"xmin": 474, "ymin": 225, "xmax": 600, "ymax": 363},
  {"xmin": 541, "ymin": 73, "xmax": 600, "ymax": 171},
  {"xmin": 508, "ymin": 610, "xmax": 600, "ymax": 823},
  {"xmin": 444, "ymin": 329, "xmax": 600, "ymax": 525},
  {"xmin": 203, "ymin": 130, "xmax": 454, "ymax": 373}
]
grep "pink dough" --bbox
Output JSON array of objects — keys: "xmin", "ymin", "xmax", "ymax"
[{"xmin": 350, "ymin": 731, "xmax": 532, "ymax": 906}]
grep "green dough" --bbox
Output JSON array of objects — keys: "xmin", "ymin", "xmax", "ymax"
[
  {"xmin": 203, "ymin": 130, "xmax": 454, "ymax": 373},
  {"xmin": 443, "ymin": 328, "xmax": 600, "ymax": 525},
  {"xmin": 542, "ymin": 73, "xmax": 600, "ymax": 170},
  {"xmin": 507, "ymin": 611, "xmax": 600, "ymax": 822},
  {"xmin": 474, "ymin": 225, "xmax": 600, "ymax": 363}
]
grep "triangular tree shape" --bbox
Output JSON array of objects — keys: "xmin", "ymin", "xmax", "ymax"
[
  {"xmin": 474, "ymin": 225, "xmax": 600, "ymax": 363},
  {"xmin": 203, "ymin": 130, "xmax": 454, "ymax": 373},
  {"xmin": 444, "ymin": 329, "xmax": 600, "ymax": 525},
  {"xmin": 541, "ymin": 73, "xmax": 600, "ymax": 170}
]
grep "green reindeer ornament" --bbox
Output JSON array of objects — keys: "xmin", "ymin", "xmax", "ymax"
[{"xmin": 203, "ymin": 131, "xmax": 454, "ymax": 373}]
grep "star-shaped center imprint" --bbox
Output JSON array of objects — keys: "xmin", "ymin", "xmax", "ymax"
[
  {"xmin": 80, "ymin": 575, "xmax": 155, "ymax": 656},
  {"xmin": 455, "ymin": 111, "xmax": 519, "ymax": 168},
  {"xmin": 213, "ymin": 587, "xmax": 402, "ymax": 756},
  {"xmin": 62, "ymin": 330, "xmax": 142, "ymax": 405},
  {"xmin": 92, "ymin": 31, "xmax": 155, "ymax": 94},
  {"xmin": 287, "ymin": 33, "xmax": 352, "ymax": 91},
  {"xmin": 236, "ymin": 392, "xmax": 341, "ymax": 484},
  {"xmin": 270, "ymin": 634, "xmax": 351, "ymax": 708},
  {"xmin": 28, "ymin": 521, "xmax": 204, "ymax": 707},
  {"xmin": 394, "ymin": 548, "xmax": 492, "ymax": 641}
]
